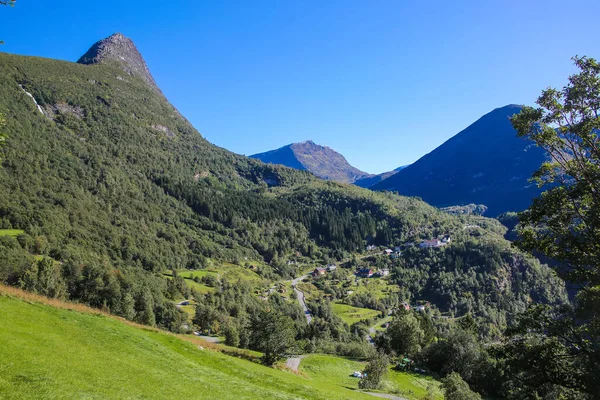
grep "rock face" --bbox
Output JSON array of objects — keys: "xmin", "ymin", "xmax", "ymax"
[
  {"xmin": 250, "ymin": 140, "xmax": 372, "ymax": 184},
  {"xmin": 372, "ymin": 105, "xmax": 548, "ymax": 216},
  {"xmin": 77, "ymin": 33, "xmax": 159, "ymax": 92}
]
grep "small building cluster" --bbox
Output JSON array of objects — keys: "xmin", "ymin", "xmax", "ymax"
[
  {"xmin": 355, "ymin": 268, "xmax": 389, "ymax": 279},
  {"xmin": 311, "ymin": 264, "xmax": 337, "ymax": 277},
  {"xmin": 419, "ymin": 235, "xmax": 451, "ymax": 249}
]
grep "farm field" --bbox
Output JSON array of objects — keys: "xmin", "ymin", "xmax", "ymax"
[
  {"xmin": 300, "ymin": 354, "xmax": 443, "ymax": 400},
  {"xmin": 331, "ymin": 302, "xmax": 381, "ymax": 325},
  {"xmin": 0, "ymin": 229, "xmax": 24, "ymax": 237}
]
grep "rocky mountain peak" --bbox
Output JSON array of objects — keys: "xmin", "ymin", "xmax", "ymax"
[{"xmin": 77, "ymin": 33, "xmax": 159, "ymax": 92}]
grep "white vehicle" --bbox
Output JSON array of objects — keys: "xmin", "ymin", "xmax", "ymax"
[{"xmin": 352, "ymin": 371, "xmax": 363, "ymax": 378}]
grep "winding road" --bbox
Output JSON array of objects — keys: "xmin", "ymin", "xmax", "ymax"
[{"xmin": 291, "ymin": 275, "xmax": 312, "ymax": 324}]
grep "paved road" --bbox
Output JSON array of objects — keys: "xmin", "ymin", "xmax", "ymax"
[
  {"xmin": 364, "ymin": 392, "xmax": 408, "ymax": 400},
  {"xmin": 366, "ymin": 326, "xmax": 376, "ymax": 346},
  {"xmin": 291, "ymin": 275, "xmax": 312, "ymax": 324},
  {"xmin": 285, "ymin": 355, "xmax": 306, "ymax": 372},
  {"xmin": 194, "ymin": 334, "xmax": 221, "ymax": 343}
]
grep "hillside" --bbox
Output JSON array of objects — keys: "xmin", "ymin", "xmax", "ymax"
[
  {"xmin": 0, "ymin": 34, "xmax": 565, "ymax": 338},
  {"xmin": 372, "ymin": 105, "xmax": 548, "ymax": 216},
  {"xmin": 251, "ymin": 140, "xmax": 373, "ymax": 184},
  {"xmin": 0, "ymin": 286, "xmax": 377, "ymax": 400}
]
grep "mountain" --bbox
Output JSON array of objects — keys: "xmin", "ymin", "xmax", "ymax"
[
  {"xmin": 0, "ymin": 34, "xmax": 564, "ymax": 338},
  {"xmin": 353, "ymin": 165, "xmax": 409, "ymax": 188},
  {"xmin": 372, "ymin": 105, "xmax": 548, "ymax": 216},
  {"xmin": 250, "ymin": 140, "xmax": 372, "ymax": 184},
  {"xmin": 77, "ymin": 32, "xmax": 160, "ymax": 92}
]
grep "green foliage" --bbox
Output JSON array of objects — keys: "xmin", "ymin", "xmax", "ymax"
[
  {"xmin": 507, "ymin": 56, "xmax": 600, "ymax": 399},
  {"xmin": 18, "ymin": 257, "xmax": 66, "ymax": 299},
  {"xmin": 379, "ymin": 311, "xmax": 425, "ymax": 358},
  {"xmin": 441, "ymin": 372, "xmax": 481, "ymax": 400},
  {"xmin": 0, "ymin": 112, "xmax": 5, "ymax": 164},
  {"xmin": 249, "ymin": 308, "xmax": 296, "ymax": 365},
  {"xmin": 393, "ymin": 239, "xmax": 566, "ymax": 338},
  {"xmin": 359, "ymin": 351, "xmax": 389, "ymax": 390}
]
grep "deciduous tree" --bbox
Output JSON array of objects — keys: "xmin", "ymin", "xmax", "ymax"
[
  {"xmin": 507, "ymin": 56, "xmax": 600, "ymax": 398},
  {"xmin": 359, "ymin": 351, "xmax": 388, "ymax": 390}
]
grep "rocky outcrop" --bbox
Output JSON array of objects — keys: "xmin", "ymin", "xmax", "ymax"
[{"xmin": 77, "ymin": 33, "xmax": 160, "ymax": 93}]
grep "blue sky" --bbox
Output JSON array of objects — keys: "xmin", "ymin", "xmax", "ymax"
[{"xmin": 2, "ymin": 1, "xmax": 599, "ymax": 173}]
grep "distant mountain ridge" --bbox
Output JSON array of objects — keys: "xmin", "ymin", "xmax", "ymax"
[
  {"xmin": 372, "ymin": 105, "xmax": 548, "ymax": 215},
  {"xmin": 250, "ymin": 140, "xmax": 373, "ymax": 184},
  {"xmin": 353, "ymin": 165, "xmax": 408, "ymax": 188}
]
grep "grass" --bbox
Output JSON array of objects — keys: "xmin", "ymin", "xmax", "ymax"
[
  {"xmin": 300, "ymin": 354, "xmax": 443, "ymax": 400},
  {"xmin": 331, "ymin": 302, "xmax": 381, "ymax": 325},
  {"xmin": 0, "ymin": 229, "xmax": 24, "ymax": 237},
  {"xmin": 349, "ymin": 277, "xmax": 400, "ymax": 300},
  {"xmin": 384, "ymin": 370, "xmax": 443, "ymax": 399},
  {"xmin": 0, "ymin": 285, "xmax": 377, "ymax": 400},
  {"xmin": 164, "ymin": 262, "xmax": 266, "ymax": 295}
]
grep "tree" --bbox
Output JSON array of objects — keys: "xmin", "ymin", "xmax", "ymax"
[
  {"xmin": 441, "ymin": 372, "xmax": 482, "ymax": 400},
  {"xmin": 18, "ymin": 257, "xmax": 67, "ymax": 299},
  {"xmin": 508, "ymin": 56, "xmax": 600, "ymax": 398},
  {"xmin": 359, "ymin": 352, "xmax": 388, "ymax": 390},
  {"xmin": 0, "ymin": 1, "xmax": 15, "ymax": 45},
  {"xmin": 0, "ymin": 113, "xmax": 6, "ymax": 165},
  {"xmin": 382, "ymin": 312, "xmax": 425, "ymax": 357},
  {"xmin": 249, "ymin": 308, "xmax": 295, "ymax": 365},
  {"xmin": 418, "ymin": 328, "xmax": 489, "ymax": 387}
]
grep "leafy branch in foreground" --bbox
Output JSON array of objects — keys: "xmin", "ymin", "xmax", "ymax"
[
  {"xmin": 0, "ymin": 0, "xmax": 15, "ymax": 45},
  {"xmin": 505, "ymin": 56, "xmax": 600, "ymax": 399}
]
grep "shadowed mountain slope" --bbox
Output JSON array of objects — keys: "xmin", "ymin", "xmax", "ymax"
[{"xmin": 373, "ymin": 105, "xmax": 548, "ymax": 215}]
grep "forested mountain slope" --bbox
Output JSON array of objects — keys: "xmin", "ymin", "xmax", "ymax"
[
  {"xmin": 372, "ymin": 105, "xmax": 548, "ymax": 215},
  {"xmin": 0, "ymin": 34, "xmax": 565, "ymax": 332}
]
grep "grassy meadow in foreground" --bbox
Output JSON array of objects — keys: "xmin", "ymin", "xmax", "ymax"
[
  {"xmin": 0, "ymin": 288, "xmax": 375, "ymax": 400},
  {"xmin": 300, "ymin": 354, "xmax": 443, "ymax": 400}
]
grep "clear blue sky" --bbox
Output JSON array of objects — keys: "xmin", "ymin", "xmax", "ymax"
[{"xmin": 2, "ymin": 1, "xmax": 599, "ymax": 173}]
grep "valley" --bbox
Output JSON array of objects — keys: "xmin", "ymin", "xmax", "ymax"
[{"xmin": 0, "ymin": 24, "xmax": 596, "ymax": 399}]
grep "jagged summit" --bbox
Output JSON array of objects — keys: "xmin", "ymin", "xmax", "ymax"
[
  {"xmin": 250, "ymin": 140, "xmax": 373, "ymax": 184},
  {"xmin": 77, "ymin": 33, "xmax": 159, "ymax": 92}
]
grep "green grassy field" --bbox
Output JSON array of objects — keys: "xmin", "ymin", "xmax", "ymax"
[
  {"xmin": 300, "ymin": 354, "xmax": 443, "ymax": 400},
  {"xmin": 331, "ymin": 302, "xmax": 381, "ymax": 325},
  {"xmin": 0, "ymin": 229, "xmax": 24, "ymax": 237},
  {"xmin": 164, "ymin": 263, "xmax": 266, "ymax": 295},
  {"xmin": 163, "ymin": 271, "xmax": 215, "ymax": 294},
  {"xmin": 349, "ymin": 277, "xmax": 400, "ymax": 300},
  {"xmin": 0, "ymin": 290, "xmax": 381, "ymax": 400}
]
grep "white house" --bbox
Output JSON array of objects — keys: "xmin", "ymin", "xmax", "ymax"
[
  {"xmin": 419, "ymin": 239, "xmax": 442, "ymax": 248},
  {"xmin": 326, "ymin": 264, "xmax": 337, "ymax": 272},
  {"xmin": 384, "ymin": 249, "xmax": 393, "ymax": 255}
]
